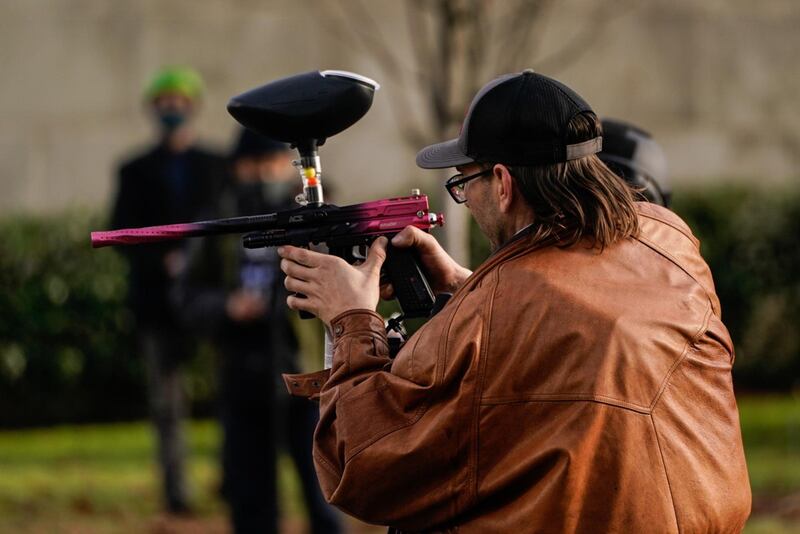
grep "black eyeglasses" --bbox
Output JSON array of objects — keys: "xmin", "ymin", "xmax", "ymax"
[{"xmin": 444, "ymin": 167, "xmax": 494, "ymax": 203}]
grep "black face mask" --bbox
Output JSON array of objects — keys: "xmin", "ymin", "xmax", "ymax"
[{"xmin": 157, "ymin": 111, "xmax": 187, "ymax": 132}]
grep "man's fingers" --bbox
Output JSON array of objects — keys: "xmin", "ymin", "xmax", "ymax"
[
  {"xmin": 277, "ymin": 245, "xmax": 322, "ymax": 267},
  {"xmin": 391, "ymin": 226, "xmax": 426, "ymax": 248},
  {"xmin": 286, "ymin": 294, "xmax": 317, "ymax": 313},
  {"xmin": 285, "ymin": 276, "xmax": 313, "ymax": 295},
  {"xmin": 280, "ymin": 258, "xmax": 315, "ymax": 281},
  {"xmin": 363, "ymin": 237, "xmax": 388, "ymax": 275}
]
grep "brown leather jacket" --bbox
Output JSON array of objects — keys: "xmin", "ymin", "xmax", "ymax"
[{"xmin": 286, "ymin": 203, "xmax": 751, "ymax": 533}]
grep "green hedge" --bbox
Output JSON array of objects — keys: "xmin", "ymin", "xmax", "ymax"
[
  {"xmin": 0, "ymin": 186, "xmax": 797, "ymax": 426},
  {"xmin": 470, "ymin": 185, "xmax": 800, "ymax": 391},
  {"xmin": 0, "ymin": 211, "xmax": 146, "ymax": 426},
  {"xmin": 674, "ymin": 186, "xmax": 800, "ymax": 391}
]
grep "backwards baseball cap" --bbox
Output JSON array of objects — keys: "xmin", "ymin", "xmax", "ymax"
[
  {"xmin": 416, "ymin": 69, "xmax": 601, "ymax": 169},
  {"xmin": 145, "ymin": 66, "xmax": 204, "ymax": 101}
]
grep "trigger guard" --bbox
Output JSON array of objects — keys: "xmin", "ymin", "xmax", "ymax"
[{"xmin": 351, "ymin": 244, "xmax": 368, "ymax": 261}]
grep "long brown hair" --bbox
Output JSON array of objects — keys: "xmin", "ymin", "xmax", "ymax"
[{"xmin": 508, "ymin": 112, "xmax": 640, "ymax": 250}]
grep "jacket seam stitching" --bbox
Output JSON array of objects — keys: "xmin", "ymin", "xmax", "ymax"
[
  {"xmin": 311, "ymin": 391, "xmax": 346, "ymax": 482},
  {"xmin": 648, "ymin": 305, "xmax": 712, "ymax": 411},
  {"xmin": 339, "ymin": 380, "xmax": 391, "ymax": 405},
  {"xmin": 343, "ymin": 382, "xmax": 431, "ymax": 461},
  {"xmin": 331, "ymin": 308, "xmax": 384, "ymax": 325},
  {"xmin": 480, "ymin": 395, "xmax": 652, "ymax": 414},
  {"xmin": 461, "ymin": 233, "xmax": 554, "ymax": 287},
  {"xmin": 638, "ymin": 210, "xmax": 699, "ymax": 246},
  {"xmin": 373, "ymin": 335, "xmax": 390, "ymax": 353},
  {"xmin": 405, "ymin": 324, "xmax": 424, "ymax": 382},
  {"xmin": 635, "ymin": 234, "xmax": 718, "ymax": 315},
  {"xmin": 468, "ymin": 267, "xmax": 499, "ymax": 509},
  {"xmin": 314, "ymin": 445, "xmax": 343, "ymax": 479},
  {"xmin": 649, "ymin": 413, "xmax": 681, "ymax": 533},
  {"xmin": 635, "ymin": 235, "xmax": 696, "ymax": 279},
  {"xmin": 323, "ymin": 469, "xmax": 368, "ymax": 524},
  {"xmin": 336, "ymin": 329, "xmax": 388, "ymax": 341},
  {"xmin": 342, "ymin": 300, "xmax": 459, "ymax": 463},
  {"xmin": 441, "ymin": 272, "xmax": 476, "ymax": 516}
]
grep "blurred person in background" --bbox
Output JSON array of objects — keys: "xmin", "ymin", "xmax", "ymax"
[
  {"xmin": 599, "ymin": 118, "xmax": 671, "ymax": 208},
  {"xmin": 110, "ymin": 66, "xmax": 227, "ymax": 515},
  {"xmin": 173, "ymin": 129, "xmax": 341, "ymax": 534}
]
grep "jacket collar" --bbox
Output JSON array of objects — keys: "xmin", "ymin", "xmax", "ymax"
[{"xmin": 461, "ymin": 226, "xmax": 559, "ymax": 294}]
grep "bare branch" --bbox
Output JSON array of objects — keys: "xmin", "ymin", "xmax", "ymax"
[
  {"xmin": 334, "ymin": 0, "xmax": 413, "ymax": 83},
  {"xmin": 405, "ymin": 0, "xmax": 436, "ymax": 136},
  {"xmin": 498, "ymin": 0, "xmax": 557, "ymax": 73},
  {"xmin": 429, "ymin": 0, "xmax": 458, "ymax": 137},
  {"xmin": 492, "ymin": 0, "xmax": 553, "ymax": 74},
  {"xmin": 326, "ymin": 0, "xmax": 432, "ymax": 144},
  {"xmin": 534, "ymin": 1, "xmax": 637, "ymax": 73},
  {"xmin": 406, "ymin": 1, "xmax": 434, "ymax": 88},
  {"xmin": 463, "ymin": 0, "xmax": 488, "ymax": 97},
  {"xmin": 316, "ymin": 0, "xmax": 362, "ymax": 52},
  {"xmin": 398, "ymin": 123, "xmax": 430, "ymax": 149},
  {"xmin": 321, "ymin": 0, "xmax": 624, "ymax": 146}
]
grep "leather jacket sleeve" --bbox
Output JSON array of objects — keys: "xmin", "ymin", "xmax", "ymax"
[{"xmin": 312, "ymin": 308, "xmax": 475, "ymax": 530}]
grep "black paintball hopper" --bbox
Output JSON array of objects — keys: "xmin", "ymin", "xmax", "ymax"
[{"xmin": 227, "ymin": 70, "xmax": 380, "ymax": 151}]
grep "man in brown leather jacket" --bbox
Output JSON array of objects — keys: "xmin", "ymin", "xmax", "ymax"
[{"xmin": 278, "ymin": 70, "xmax": 752, "ymax": 533}]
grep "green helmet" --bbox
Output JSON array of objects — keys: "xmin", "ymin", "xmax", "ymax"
[{"xmin": 145, "ymin": 66, "xmax": 204, "ymax": 101}]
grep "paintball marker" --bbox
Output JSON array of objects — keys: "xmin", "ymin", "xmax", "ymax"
[{"xmin": 92, "ymin": 70, "xmax": 444, "ymax": 321}]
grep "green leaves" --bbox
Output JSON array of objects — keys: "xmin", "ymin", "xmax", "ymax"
[
  {"xmin": 674, "ymin": 186, "xmax": 800, "ymax": 391},
  {"xmin": 0, "ymin": 210, "xmax": 142, "ymax": 425}
]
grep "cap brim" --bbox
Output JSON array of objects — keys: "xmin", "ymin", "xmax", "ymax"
[{"xmin": 415, "ymin": 138, "xmax": 475, "ymax": 169}]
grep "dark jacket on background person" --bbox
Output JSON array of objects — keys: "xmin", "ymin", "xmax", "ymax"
[
  {"xmin": 111, "ymin": 144, "xmax": 227, "ymax": 325},
  {"xmin": 287, "ymin": 203, "xmax": 752, "ymax": 533},
  {"xmin": 110, "ymin": 141, "xmax": 227, "ymax": 512},
  {"xmin": 173, "ymin": 182, "xmax": 340, "ymax": 534},
  {"xmin": 174, "ymin": 185, "xmax": 295, "ymax": 534},
  {"xmin": 171, "ymin": 185, "xmax": 299, "ymax": 364}
]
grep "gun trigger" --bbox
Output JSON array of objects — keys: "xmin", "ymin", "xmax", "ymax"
[{"xmin": 351, "ymin": 245, "xmax": 367, "ymax": 261}]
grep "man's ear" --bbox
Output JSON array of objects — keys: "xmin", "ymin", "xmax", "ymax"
[{"xmin": 494, "ymin": 164, "xmax": 515, "ymax": 213}]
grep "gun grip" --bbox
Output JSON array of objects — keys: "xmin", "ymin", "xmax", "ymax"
[{"xmin": 383, "ymin": 244, "xmax": 435, "ymax": 319}]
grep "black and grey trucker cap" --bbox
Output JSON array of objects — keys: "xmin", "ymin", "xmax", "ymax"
[{"xmin": 416, "ymin": 69, "xmax": 601, "ymax": 169}]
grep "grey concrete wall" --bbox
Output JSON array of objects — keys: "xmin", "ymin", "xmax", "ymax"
[{"xmin": 0, "ymin": 0, "xmax": 797, "ymax": 214}]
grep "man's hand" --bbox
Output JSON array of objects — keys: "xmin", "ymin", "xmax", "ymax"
[
  {"xmin": 382, "ymin": 226, "xmax": 471, "ymax": 300},
  {"xmin": 226, "ymin": 290, "xmax": 267, "ymax": 322},
  {"xmin": 278, "ymin": 237, "xmax": 388, "ymax": 325}
]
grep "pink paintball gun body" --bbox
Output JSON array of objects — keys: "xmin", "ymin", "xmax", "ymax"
[{"xmin": 92, "ymin": 193, "xmax": 444, "ymax": 318}]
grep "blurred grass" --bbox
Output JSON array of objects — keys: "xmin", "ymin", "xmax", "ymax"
[
  {"xmin": 740, "ymin": 395, "xmax": 800, "ymax": 494},
  {"xmin": 746, "ymin": 518, "xmax": 800, "ymax": 534},
  {"xmin": 740, "ymin": 395, "xmax": 800, "ymax": 534},
  {"xmin": 0, "ymin": 420, "xmax": 220, "ymax": 524},
  {"xmin": 0, "ymin": 420, "xmax": 306, "ymax": 532},
  {"xmin": 0, "ymin": 395, "xmax": 797, "ymax": 532}
]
